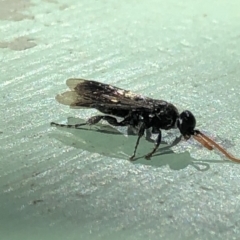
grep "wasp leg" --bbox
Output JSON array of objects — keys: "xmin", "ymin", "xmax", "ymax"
[
  {"xmin": 50, "ymin": 115, "xmax": 103, "ymax": 129},
  {"xmin": 51, "ymin": 115, "xmax": 130, "ymax": 129},
  {"xmin": 50, "ymin": 121, "xmax": 87, "ymax": 129},
  {"xmin": 101, "ymin": 116, "xmax": 130, "ymax": 126},
  {"xmin": 129, "ymin": 123, "xmax": 146, "ymax": 161},
  {"xmin": 145, "ymin": 131, "xmax": 162, "ymax": 160}
]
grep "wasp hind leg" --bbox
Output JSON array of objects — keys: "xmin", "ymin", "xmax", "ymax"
[{"xmin": 51, "ymin": 115, "xmax": 130, "ymax": 129}]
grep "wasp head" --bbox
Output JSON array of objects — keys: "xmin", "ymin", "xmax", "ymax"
[{"xmin": 177, "ymin": 110, "xmax": 196, "ymax": 139}]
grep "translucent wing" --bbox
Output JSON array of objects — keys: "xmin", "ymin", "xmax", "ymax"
[{"xmin": 56, "ymin": 78, "xmax": 166, "ymax": 112}]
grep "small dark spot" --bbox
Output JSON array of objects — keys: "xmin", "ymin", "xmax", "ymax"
[
  {"xmin": 32, "ymin": 172, "xmax": 41, "ymax": 177},
  {"xmin": 76, "ymin": 192, "xmax": 86, "ymax": 198},
  {"xmin": 32, "ymin": 199, "xmax": 44, "ymax": 205},
  {"xmin": 200, "ymin": 186, "xmax": 212, "ymax": 191}
]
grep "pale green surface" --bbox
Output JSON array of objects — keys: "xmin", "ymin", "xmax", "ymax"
[{"xmin": 1, "ymin": 0, "xmax": 240, "ymax": 239}]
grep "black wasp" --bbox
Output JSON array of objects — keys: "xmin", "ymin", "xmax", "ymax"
[{"xmin": 51, "ymin": 78, "xmax": 201, "ymax": 161}]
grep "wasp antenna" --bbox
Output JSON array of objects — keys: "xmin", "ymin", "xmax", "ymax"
[
  {"xmin": 193, "ymin": 134, "xmax": 213, "ymax": 150},
  {"xmin": 194, "ymin": 131, "xmax": 240, "ymax": 163}
]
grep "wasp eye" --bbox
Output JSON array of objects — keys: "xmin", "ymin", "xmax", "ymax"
[{"xmin": 177, "ymin": 110, "xmax": 196, "ymax": 137}]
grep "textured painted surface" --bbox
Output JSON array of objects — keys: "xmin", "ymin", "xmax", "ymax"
[
  {"xmin": 1, "ymin": 0, "xmax": 240, "ymax": 239},
  {"xmin": 0, "ymin": 0, "xmax": 34, "ymax": 21}
]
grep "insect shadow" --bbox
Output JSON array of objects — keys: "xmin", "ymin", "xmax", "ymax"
[{"xmin": 49, "ymin": 117, "xmax": 222, "ymax": 171}]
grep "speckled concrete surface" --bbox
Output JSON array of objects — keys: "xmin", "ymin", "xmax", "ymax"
[{"xmin": 1, "ymin": 0, "xmax": 240, "ymax": 239}]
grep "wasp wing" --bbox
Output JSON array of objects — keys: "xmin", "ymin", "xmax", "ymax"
[{"xmin": 56, "ymin": 78, "xmax": 164, "ymax": 112}]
